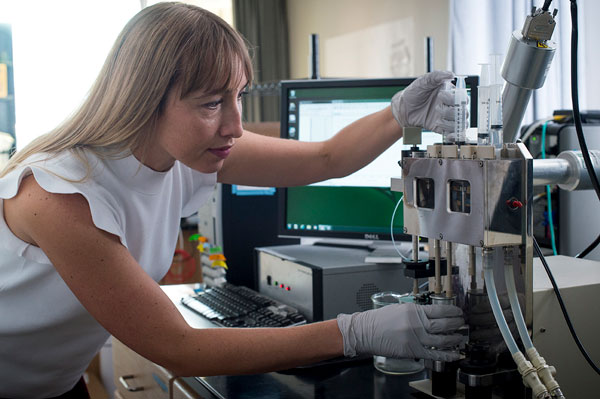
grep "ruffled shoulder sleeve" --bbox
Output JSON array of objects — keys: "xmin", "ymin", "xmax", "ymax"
[{"xmin": 0, "ymin": 154, "xmax": 127, "ymax": 263}]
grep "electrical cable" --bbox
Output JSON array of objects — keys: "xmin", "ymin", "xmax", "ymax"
[
  {"xmin": 542, "ymin": 0, "xmax": 553, "ymax": 12},
  {"xmin": 541, "ymin": 121, "xmax": 558, "ymax": 255},
  {"xmin": 570, "ymin": 0, "xmax": 600, "ymax": 203},
  {"xmin": 570, "ymin": 0, "xmax": 600, "ymax": 259},
  {"xmin": 533, "ymin": 237, "xmax": 600, "ymax": 376},
  {"xmin": 519, "ymin": 116, "xmax": 554, "ymax": 144},
  {"xmin": 576, "ymin": 233, "xmax": 600, "ymax": 258}
]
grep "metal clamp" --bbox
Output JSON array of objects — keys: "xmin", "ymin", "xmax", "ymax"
[{"xmin": 119, "ymin": 375, "xmax": 144, "ymax": 392}]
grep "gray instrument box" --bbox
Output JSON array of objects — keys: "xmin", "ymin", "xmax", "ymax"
[
  {"xmin": 255, "ymin": 244, "xmax": 413, "ymax": 322},
  {"xmin": 532, "ymin": 255, "xmax": 600, "ymax": 398}
]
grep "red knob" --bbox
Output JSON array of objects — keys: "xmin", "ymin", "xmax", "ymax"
[{"xmin": 506, "ymin": 199, "xmax": 523, "ymax": 209}]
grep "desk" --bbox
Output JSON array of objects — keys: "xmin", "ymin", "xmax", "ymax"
[
  {"xmin": 161, "ymin": 284, "xmax": 429, "ymax": 399},
  {"xmin": 181, "ymin": 365, "xmax": 428, "ymax": 399}
]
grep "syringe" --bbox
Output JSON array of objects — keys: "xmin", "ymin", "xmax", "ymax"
[
  {"xmin": 477, "ymin": 64, "xmax": 492, "ymax": 145},
  {"xmin": 443, "ymin": 76, "xmax": 469, "ymax": 144},
  {"xmin": 489, "ymin": 54, "xmax": 504, "ymax": 147}
]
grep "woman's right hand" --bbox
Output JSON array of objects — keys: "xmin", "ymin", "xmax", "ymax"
[{"xmin": 337, "ymin": 303, "xmax": 466, "ymax": 361}]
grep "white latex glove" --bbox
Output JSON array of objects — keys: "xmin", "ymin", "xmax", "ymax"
[
  {"xmin": 337, "ymin": 303, "xmax": 465, "ymax": 362},
  {"xmin": 391, "ymin": 70, "xmax": 455, "ymax": 133}
]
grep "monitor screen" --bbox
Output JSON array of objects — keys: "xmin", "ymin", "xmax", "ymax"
[{"xmin": 278, "ymin": 77, "xmax": 478, "ymax": 241}]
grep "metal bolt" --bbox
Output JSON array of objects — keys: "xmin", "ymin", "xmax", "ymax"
[
  {"xmin": 438, "ymin": 159, "xmax": 443, "ymax": 165},
  {"xmin": 479, "ymin": 240, "xmax": 484, "ymax": 246},
  {"xmin": 439, "ymin": 233, "xmax": 444, "ymax": 239},
  {"xmin": 479, "ymin": 161, "xmax": 484, "ymax": 167}
]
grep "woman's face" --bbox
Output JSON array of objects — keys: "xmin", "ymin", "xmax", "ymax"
[{"xmin": 140, "ymin": 74, "xmax": 248, "ymax": 173}]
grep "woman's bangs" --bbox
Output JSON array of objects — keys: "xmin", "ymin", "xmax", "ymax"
[{"xmin": 181, "ymin": 32, "xmax": 253, "ymax": 97}]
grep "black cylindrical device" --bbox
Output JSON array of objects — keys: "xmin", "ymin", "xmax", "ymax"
[
  {"xmin": 425, "ymin": 36, "xmax": 434, "ymax": 73},
  {"xmin": 309, "ymin": 33, "xmax": 320, "ymax": 79}
]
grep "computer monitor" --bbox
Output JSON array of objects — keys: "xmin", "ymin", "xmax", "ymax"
[{"xmin": 278, "ymin": 77, "xmax": 478, "ymax": 243}]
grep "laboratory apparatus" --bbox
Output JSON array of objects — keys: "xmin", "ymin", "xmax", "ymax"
[
  {"xmin": 392, "ymin": 2, "xmax": 600, "ymax": 397},
  {"xmin": 394, "ymin": 134, "xmax": 600, "ymax": 399}
]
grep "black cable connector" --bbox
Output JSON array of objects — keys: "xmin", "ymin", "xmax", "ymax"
[{"xmin": 533, "ymin": 238, "xmax": 600, "ymax": 376}]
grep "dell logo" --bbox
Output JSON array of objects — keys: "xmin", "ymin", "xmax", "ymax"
[{"xmin": 364, "ymin": 233, "xmax": 380, "ymax": 240}]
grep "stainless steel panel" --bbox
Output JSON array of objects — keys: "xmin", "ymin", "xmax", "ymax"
[
  {"xmin": 484, "ymin": 159, "xmax": 523, "ymax": 246},
  {"xmin": 403, "ymin": 158, "xmax": 485, "ymax": 246},
  {"xmin": 402, "ymin": 143, "xmax": 534, "ymax": 327},
  {"xmin": 402, "ymin": 157, "xmax": 523, "ymax": 247}
]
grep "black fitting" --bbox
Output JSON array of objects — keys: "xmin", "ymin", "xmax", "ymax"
[
  {"xmin": 402, "ymin": 259, "xmax": 432, "ymax": 279},
  {"xmin": 431, "ymin": 361, "xmax": 459, "ymax": 397},
  {"xmin": 403, "ymin": 258, "xmax": 459, "ymax": 279}
]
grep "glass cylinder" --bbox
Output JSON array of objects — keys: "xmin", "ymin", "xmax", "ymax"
[{"xmin": 371, "ymin": 292, "xmax": 425, "ymax": 375}]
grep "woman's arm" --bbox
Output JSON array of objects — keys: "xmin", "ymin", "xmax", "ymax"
[
  {"xmin": 217, "ymin": 106, "xmax": 401, "ymax": 187},
  {"xmin": 3, "ymin": 176, "xmax": 343, "ymax": 376},
  {"xmin": 217, "ymin": 70, "xmax": 455, "ymax": 188}
]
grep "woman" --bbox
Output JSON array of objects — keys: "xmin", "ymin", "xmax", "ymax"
[{"xmin": 0, "ymin": 3, "xmax": 463, "ymax": 398}]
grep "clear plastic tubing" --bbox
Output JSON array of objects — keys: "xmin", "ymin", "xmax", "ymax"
[
  {"xmin": 477, "ymin": 64, "xmax": 492, "ymax": 145},
  {"xmin": 504, "ymin": 248, "xmax": 534, "ymax": 349},
  {"xmin": 482, "ymin": 248, "xmax": 520, "ymax": 355}
]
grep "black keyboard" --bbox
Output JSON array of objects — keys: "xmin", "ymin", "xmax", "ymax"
[{"xmin": 181, "ymin": 283, "xmax": 307, "ymax": 328}]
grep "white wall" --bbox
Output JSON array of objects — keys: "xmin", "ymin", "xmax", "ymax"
[
  {"xmin": 286, "ymin": 0, "xmax": 450, "ymax": 79},
  {"xmin": 0, "ymin": 0, "xmax": 234, "ymax": 151},
  {"xmin": 0, "ymin": 0, "xmax": 141, "ymax": 150}
]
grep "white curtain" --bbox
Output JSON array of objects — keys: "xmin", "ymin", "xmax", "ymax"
[
  {"xmin": 1, "ymin": 0, "xmax": 141, "ymax": 150},
  {"xmin": 449, "ymin": 0, "xmax": 591, "ymax": 128}
]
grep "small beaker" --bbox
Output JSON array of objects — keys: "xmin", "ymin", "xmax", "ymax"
[{"xmin": 371, "ymin": 292, "xmax": 425, "ymax": 375}]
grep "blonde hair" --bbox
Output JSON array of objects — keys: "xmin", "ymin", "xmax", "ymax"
[{"xmin": 0, "ymin": 2, "xmax": 253, "ymax": 178}]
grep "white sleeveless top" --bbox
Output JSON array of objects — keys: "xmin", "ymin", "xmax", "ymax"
[{"xmin": 0, "ymin": 150, "xmax": 216, "ymax": 398}]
